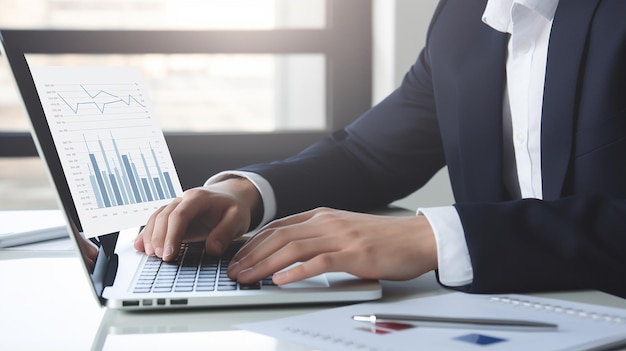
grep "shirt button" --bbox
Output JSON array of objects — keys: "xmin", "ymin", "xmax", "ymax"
[{"xmin": 515, "ymin": 132, "xmax": 526, "ymax": 144}]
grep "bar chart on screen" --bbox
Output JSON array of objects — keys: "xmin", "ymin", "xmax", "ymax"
[
  {"xmin": 30, "ymin": 66, "xmax": 183, "ymax": 237},
  {"xmin": 82, "ymin": 132, "xmax": 177, "ymax": 208}
]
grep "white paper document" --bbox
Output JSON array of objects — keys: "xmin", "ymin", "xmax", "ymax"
[{"xmin": 239, "ymin": 292, "xmax": 626, "ymax": 351}]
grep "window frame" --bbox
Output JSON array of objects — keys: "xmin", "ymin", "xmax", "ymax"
[{"xmin": 0, "ymin": 0, "xmax": 372, "ymax": 188}]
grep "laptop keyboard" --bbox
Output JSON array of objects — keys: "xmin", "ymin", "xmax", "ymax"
[{"xmin": 132, "ymin": 241, "xmax": 275, "ymax": 294}]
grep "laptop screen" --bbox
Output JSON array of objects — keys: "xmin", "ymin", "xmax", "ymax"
[
  {"xmin": 0, "ymin": 30, "xmax": 182, "ymax": 304},
  {"xmin": 27, "ymin": 64, "xmax": 182, "ymax": 236},
  {"xmin": 1, "ymin": 30, "xmax": 188, "ymax": 234},
  {"xmin": 2, "ymin": 29, "xmax": 383, "ymax": 310}
]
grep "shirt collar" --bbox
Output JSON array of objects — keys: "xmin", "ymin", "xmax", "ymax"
[{"xmin": 482, "ymin": 0, "xmax": 559, "ymax": 33}]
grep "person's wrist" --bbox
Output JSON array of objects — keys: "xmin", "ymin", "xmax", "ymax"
[
  {"xmin": 416, "ymin": 214, "xmax": 438, "ymax": 271},
  {"xmin": 218, "ymin": 177, "xmax": 263, "ymax": 231}
]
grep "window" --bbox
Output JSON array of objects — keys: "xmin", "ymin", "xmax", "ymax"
[
  {"xmin": 23, "ymin": 53, "xmax": 326, "ymax": 132},
  {"xmin": 0, "ymin": 0, "xmax": 372, "ymax": 209},
  {"xmin": 0, "ymin": 0, "xmax": 326, "ymax": 30}
]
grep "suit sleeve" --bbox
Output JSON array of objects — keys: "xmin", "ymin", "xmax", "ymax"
[
  {"xmin": 240, "ymin": 49, "xmax": 446, "ymax": 219},
  {"xmin": 447, "ymin": 1, "xmax": 626, "ymax": 299},
  {"xmin": 454, "ymin": 196, "xmax": 626, "ymax": 298},
  {"xmin": 242, "ymin": 0, "xmax": 626, "ymax": 300}
]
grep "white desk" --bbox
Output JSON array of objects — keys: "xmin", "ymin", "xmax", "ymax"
[
  {"xmin": 1, "ymin": 212, "xmax": 626, "ymax": 350},
  {"xmin": 0, "ymin": 244, "xmax": 441, "ymax": 351}
]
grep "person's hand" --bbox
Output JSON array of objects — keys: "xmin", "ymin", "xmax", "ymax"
[
  {"xmin": 134, "ymin": 177, "xmax": 262, "ymax": 261},
  {"xmin": 227, "ymin": 207, "xmax": 438, "ymax": 285}
]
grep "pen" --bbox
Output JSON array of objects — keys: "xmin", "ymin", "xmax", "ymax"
[{"xmin": 352, "ymin": 314, "xmax": 558, "ymax": 332}]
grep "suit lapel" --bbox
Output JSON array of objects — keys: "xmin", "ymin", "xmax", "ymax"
[{"xmin": 541, "ymin": 0, "xmax": 601, "ymax": 200}]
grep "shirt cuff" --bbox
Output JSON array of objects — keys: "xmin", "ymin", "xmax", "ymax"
[
  {"xmin": 418, "ymin": 206, "xmax": 473, "ymax": 287},
  {"xmin": 205, "ymin": 171, "xmax": 277, "ymax": 232}
]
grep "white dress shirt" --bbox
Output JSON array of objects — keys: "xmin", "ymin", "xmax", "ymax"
[
  {"xmin": 207, "ymin": 0, "xmax": 560, "ymax": 287},
  {"xmin": 421, "ymin": 0, "xmax": 558, "ymax": 286}
]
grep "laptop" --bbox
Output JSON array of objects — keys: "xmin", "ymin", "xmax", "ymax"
[{"xmin": 0, "ymin": 29, "xmax": 382, "ymax": 310}]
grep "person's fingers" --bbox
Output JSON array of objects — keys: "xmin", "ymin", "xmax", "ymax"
[
  {"xmin": 158, "ymin": 191, "xmax": 220, "ymax": 261},
  {"xmin": 133, "ymin": 230, "xmax": 146, "ymax": 252},
  {"xmin": 258, "ymin": 209, "xmax": 318, "ymax": 229},
  {"xmin": 231, "ymin": 226, "xmax": 276, "ymax": 262},
  {"xmin": 203, "ymin": 205, "xmax": 247, "ymax": 256},
  {"xmin": 135, "ymin": 182, "xmax": 259, "ymax": 263},
  {"xmin": 232, "ymin": 209, "xmax": 320, "ymax": 261},
  {"xmin": 135, "ymin": 204, "xmax": 168, "ymax": 255},
  {"xmin": 231, "ymin": 224, "xmax": 305, "ymax": 269},
  {"xmin": 271, "ymin": 252, "xmax": 348, "ymax": 285},
  {"xmin": 231, "ymin": 209, "xmax": 436, "ymax": 285},
  {"xmin": 150, "ymin": 198, "xmax": 184, "ymax": 259},
  {"xmin": 230, "ymin": 235, "xmax": 340, "ymax": 283},
  {"xmin": 160, "ymin": 188, "xmax": 251, "ymax": 260}
]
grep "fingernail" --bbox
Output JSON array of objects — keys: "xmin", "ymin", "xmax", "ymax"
[
  {"xmin": 145, "ymin": 244, "xmax": 154, "ymax": 256},
  {"xmin": 214, "ymin": 240, "xmax": 224, "ymax": 254},
  {"xmin": 273, "ymin": 270, "xmax": 287, "ymax": 284},
  {"xmin": 155, "ymin": 247, "xmax": 163, "ymax": 258},
  {"xmin": 163, "ymin": 245, "xmax": 174, "ymax": 259},
  {"xmin": 227, "ymin": 261, "xmax": 239, "ymax": 274},
  {"xmin": 238, "ymin": 267, "xmax": 253, "ymax": 277}
]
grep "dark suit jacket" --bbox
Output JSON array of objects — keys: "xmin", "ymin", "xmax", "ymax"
[{"xmin": 241, "ymin": 0, "xmax": 626, "ymax": 298}]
